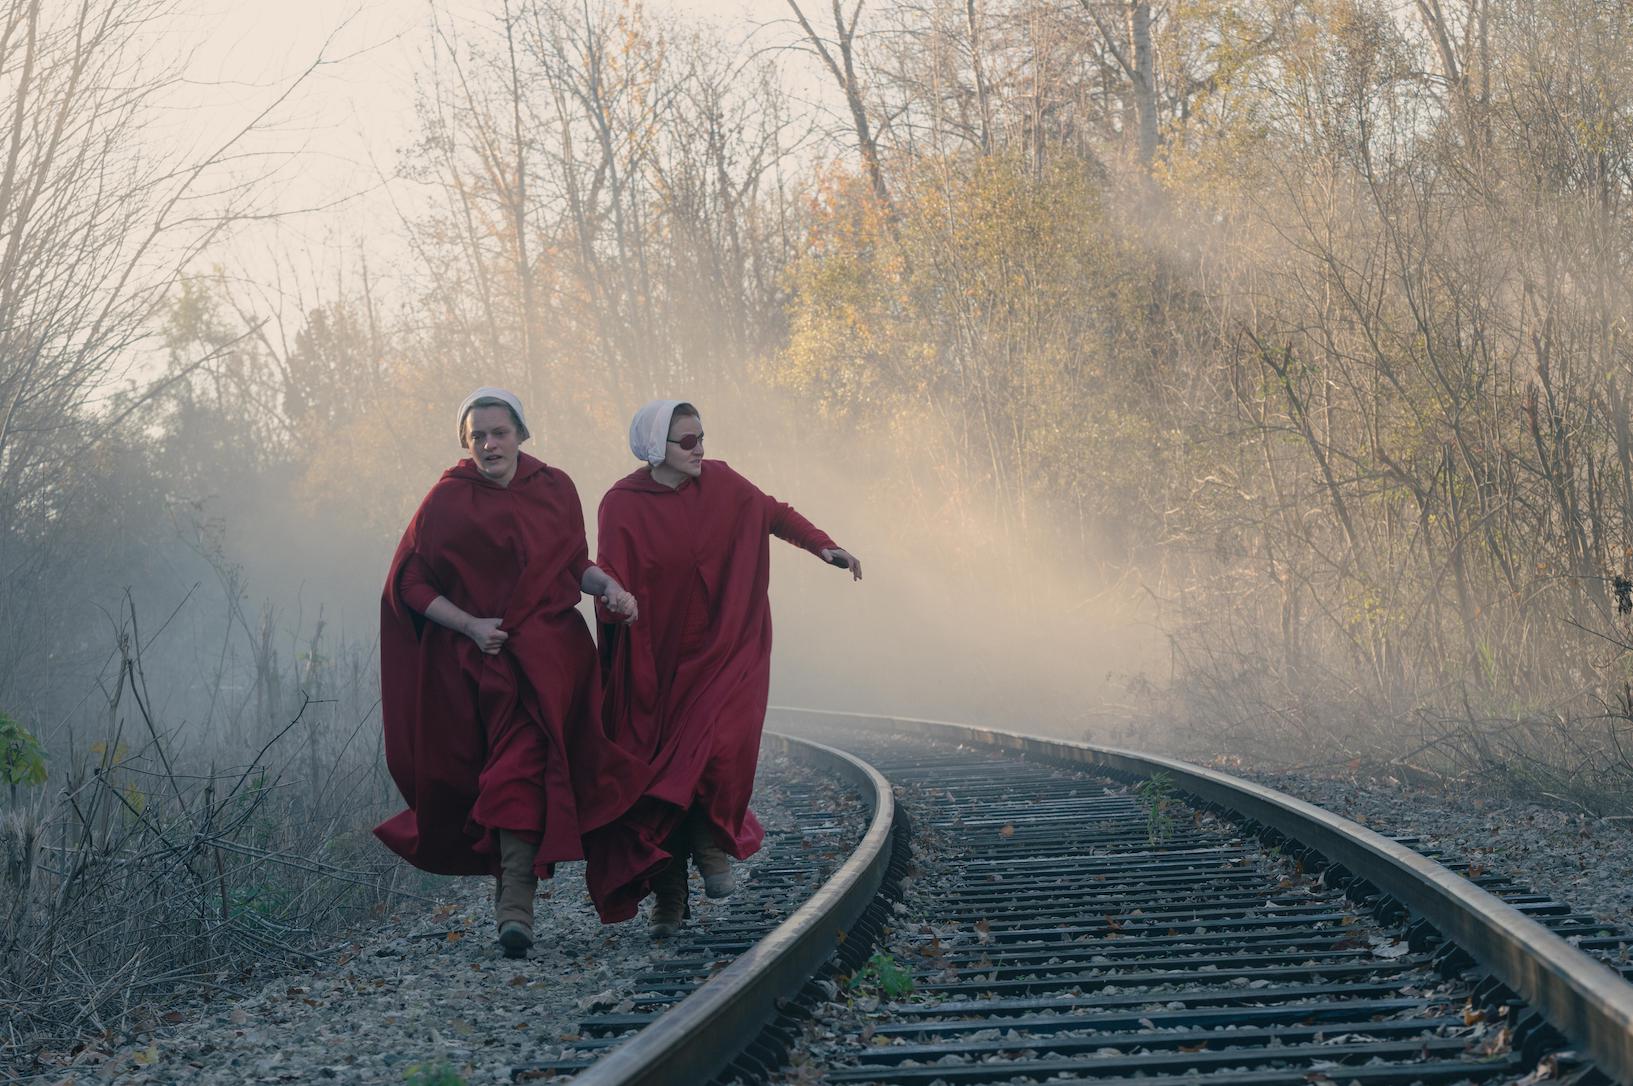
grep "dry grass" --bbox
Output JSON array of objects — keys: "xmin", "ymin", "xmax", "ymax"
[
  {"xmin": 0, "ymin": 598, "xmax": 436, "ymax": 1075},
  {"xmin": 1155, "ymin": 617, "xmax": 1633, "ymax": 815}
]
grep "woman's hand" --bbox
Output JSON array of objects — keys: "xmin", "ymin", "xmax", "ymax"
[
  {"xmin": 583, "ymin": 566, "xmax": 637, "ymax": 621},
  {"xmin": 422, "ymin": 596, "xmax": 507, "ymax": 653},
  {"xmin": 465, "ymin": 616, "xmax": 509, "ymax": 654},
  {"xmin": 820, "ymin": 548, "xmax": 863, "ymax": 581},
  {"xmin": 602, "ymin": 586, "xmax": 640, "ymax": 623}
]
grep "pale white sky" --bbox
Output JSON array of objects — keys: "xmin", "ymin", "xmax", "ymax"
[{"xmin": 136, "ymin": 0, "xmax": 839, "ymax": 330}]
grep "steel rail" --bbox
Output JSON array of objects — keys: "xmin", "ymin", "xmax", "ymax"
[
  {"xmin": 771, "ymin": 705, "xmax": 1633, "ymax": 1085},
  {"xmin": 569, "ymin": 733, "xmax": 896, "ymax": 1086}
]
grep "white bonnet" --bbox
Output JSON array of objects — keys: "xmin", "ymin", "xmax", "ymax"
[
  {"xmin": 628, "ymin": 399, "xmax": 687, "ymax": 466},
  {"xmin": 456, "ymin": 387, "xmax": 530, "ymax": 444}
]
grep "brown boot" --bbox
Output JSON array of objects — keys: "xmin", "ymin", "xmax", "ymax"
[
  {"xmin": 648, "ymin": 855, "xmax": 689, "ymax": 939},
  {"xmin": 685, "ymin": 811, "xmax": 735, "ymax": 899},
  {"xmin": 496, "ymin": 830, "xmax": 538, "ymax": 959}
]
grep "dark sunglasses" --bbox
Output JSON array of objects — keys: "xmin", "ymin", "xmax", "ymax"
[{"xmin": 667, "ymin": 432, "xmax": 704, "ymax": 451}]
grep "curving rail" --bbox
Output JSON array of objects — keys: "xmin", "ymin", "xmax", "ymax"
[
  {"xmin": 565, "ymin": 733, "xmax": 899, "ymax": 1086},
  {"xmin": 769, "ymin": 705, "xmax": 1633, "ymax": 1086}
]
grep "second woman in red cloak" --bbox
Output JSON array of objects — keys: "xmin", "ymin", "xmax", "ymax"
[{"xmin": 585, "ymin": 400, "xmax": 861, "ymax": 934}]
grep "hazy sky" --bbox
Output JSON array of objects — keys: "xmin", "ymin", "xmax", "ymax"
[
  {"xmin": 157, "ymin": 0, "xmax": 831, "ymax": 320},
  {"xmin": 173, "ymin": 0, "xmax": 820, "ymax": 202}
]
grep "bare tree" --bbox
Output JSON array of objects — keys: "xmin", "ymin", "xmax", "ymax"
[
  {"xmin": 0, "ymin": 0, "xmax": 322, "ymax": 706},
  {"xmin": 784, "ymin": 0, "xmax": 895, "ymax": 209},
  {"xmin": 1072, "ymin": 0, "xmax": 1158, "ymax": 169}
]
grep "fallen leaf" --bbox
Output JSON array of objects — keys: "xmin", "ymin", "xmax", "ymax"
[
  {"xmin": 1515, "ymin": 1053, "xmax": 1559, "ymax": 1084},
  {"xmin": 1472, "ymin": 1025, "xmax": 1512, "ymax": 1057}
]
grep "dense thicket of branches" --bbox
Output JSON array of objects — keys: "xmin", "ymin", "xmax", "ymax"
[
  {"xmin": 774, "ymin": 0, "xmax": 1633, "ymax": 802},
  {"xmin": 0, "ymin": 1, "xmax": 416, "ymax": 1060}
]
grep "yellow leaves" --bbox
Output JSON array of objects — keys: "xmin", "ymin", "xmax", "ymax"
[{"xmin": 777, "ymin": 153, "xmax": 1141, "ymax": 480}]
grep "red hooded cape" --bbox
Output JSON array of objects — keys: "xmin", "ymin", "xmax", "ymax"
[
  {"xmin": 584, "ymin": 460, "xmax": 836, "ymax": 922},
  {"xmin": 375, "ymin": 452, "xmax": 646, "ymax": 878}
]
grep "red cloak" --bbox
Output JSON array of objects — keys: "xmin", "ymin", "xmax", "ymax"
[
  {"xmin": 584, "ymin": 460, "xmax": 837, "ymax": 922},
  {"xmin": 375, "ymin": 452, "xmax": 646, "ymax": 878}
]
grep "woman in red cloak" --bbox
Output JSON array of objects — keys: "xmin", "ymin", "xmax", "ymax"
[
  {"xmin": 587, "ymin": 400, "xmax": 861, "ymax": 935},
  {"xmin": 375, "ymin": 388, "xmax": 642, "ymax": 958}
]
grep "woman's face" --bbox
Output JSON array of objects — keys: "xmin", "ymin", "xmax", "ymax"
[
  {"xmin": 465, "ymin": 404, "xmax": 521, "ymax": 485},
  {"xmin": 663, "ymin": 413, "xmax": 704, "ymax": 479}
]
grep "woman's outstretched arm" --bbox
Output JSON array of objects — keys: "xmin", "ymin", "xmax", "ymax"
[{"xmin": 767, "ymin": 496, "xmax": 863, "ymax": 580}]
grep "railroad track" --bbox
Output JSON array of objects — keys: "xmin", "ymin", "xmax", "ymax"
[
  {"xmin": 529, "ymin": 710, "xmax": 1633, "ymax": 1085},
  {"xmin": 516, "ymin": 734, "xmax": 906, "ymax": 1084}
]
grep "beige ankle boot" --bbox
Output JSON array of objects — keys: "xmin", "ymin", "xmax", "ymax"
[
  {"xmin": 648, "ymin": 855, "xmax": 689, "ymax": 939},
  {"xmin": 496, "ymin": 830, "xmax": 538, "ymax": 958},
  {"xmin": 685, "ymin": 812, "xmax": 735, "ymax": 899}
]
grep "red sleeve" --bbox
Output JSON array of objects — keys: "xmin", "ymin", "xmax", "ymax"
[
  {"xmin": 593, "ymin": 493, "xmax": 633, "ymax": 626},
  {"xmin": 397, "ymin": 552, "xmax": 442, "ymax": 615},
  {"xmin": 766, "ymin": 493, "xmax": 836, "ymax": 556},
  {"xmin": 562, "ymin": 471, "xmax": 594, "ymax": 585}
]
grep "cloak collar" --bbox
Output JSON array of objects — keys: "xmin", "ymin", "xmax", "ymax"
[
  {"xmin": 444, "ymin": 450, "xmax": 549, "ymax": 489},
  {"xmin": 611, "ymin": 461, "xmax": 715, "ymax": 495}
]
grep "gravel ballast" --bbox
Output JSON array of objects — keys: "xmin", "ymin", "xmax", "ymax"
[
  {"xmin": 1229, "ymin": 764, "xmax": 1633, "ymax": 935},
  {"xmin": 30, "ymin": 751, "xmax": 848, "ymax": 1085}
]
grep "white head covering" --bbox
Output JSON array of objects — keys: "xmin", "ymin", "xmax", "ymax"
[
  {"xmin": 629, "ymin": 398, "xmax": 686, "ymax": 466},
  {"xmin": 456, "ymin": 387, "xmax": 530, "ymax": 444}
]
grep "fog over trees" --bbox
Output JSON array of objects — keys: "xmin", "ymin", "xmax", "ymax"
[{"xmin": 4, "ymin": 0, "xmax": 1633, "ymax": 1047}]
